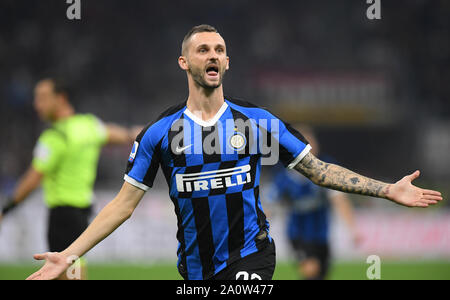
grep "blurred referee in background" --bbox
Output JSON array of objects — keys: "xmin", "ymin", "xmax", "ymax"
[{"xmin": 0, "ymin": 78, "xmax": 138, "ymax": 279}]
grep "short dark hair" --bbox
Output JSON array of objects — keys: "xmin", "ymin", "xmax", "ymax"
[
  {"xmin": 49, "ymin": 78, "xmax": 70, "ymax": 97},
  {"xmin": 38, "ymin": 77, "xmax": 73, "ymax": 102},
  {"xmin": 181, "ymin": 24, "xmax": 218, "ymax": 55}
]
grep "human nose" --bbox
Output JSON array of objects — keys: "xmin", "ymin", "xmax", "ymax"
[{"xmin": 208, "ymin": 50, "xmax": 219, "ymax": 61}]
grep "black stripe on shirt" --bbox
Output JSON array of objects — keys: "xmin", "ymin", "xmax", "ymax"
[
  {"xmin": 142, "ymin": 138, "xmax": 163, "ymax": 187},
  {"xmin": 253, "ymin": 185, "xmax": 266, "ymax": 230},
  {"xmin": 191, "ymin": 197, "xmax": 215, "ymax": 279},
  {"xmin": 172, "ymin": 196, "xmax": 188, "ymax": 279},
  {"xmin": 202, "ymin": 125, "xmax": 222, "ymax": 164},
  {"xmin": 160, "ymin": 163, "xmax": 173, "ymax": 190},
  {"xmin": 168, "ymin": 114, "xmax": 187, "ymax": 168},
  {"xmin": 225, "ymin": 191, "xmax": 245, "ymax": 263},
  {"xmin": 243, "ymin": 154, "xmax": 259, "ymax": 191}
]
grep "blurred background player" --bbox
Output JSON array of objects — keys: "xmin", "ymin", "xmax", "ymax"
[
  {"xmin": 0, "ymin": 78, "xmax": 139, "ymax": 279},
  {"xmin": 266, "ymin": 125, "xmax": 360, "ymax": 280}
]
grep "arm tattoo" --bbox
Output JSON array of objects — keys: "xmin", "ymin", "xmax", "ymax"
[{"xmin": 294, "ymin": 152, "xmax": 390, "ymax": 199}]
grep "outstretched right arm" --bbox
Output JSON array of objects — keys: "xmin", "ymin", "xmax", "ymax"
[
  {"xmin": 26, "ymin": 182, "xmax": 145, "ymax": 280},
  {"xmin": 293, "ymin": 152, "xmax": 442, "ymax": 208}
]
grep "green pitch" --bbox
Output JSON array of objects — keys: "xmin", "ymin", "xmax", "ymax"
[{"xmin": 1, "ymin": 260, "xmax": 449, "ymax": 280}]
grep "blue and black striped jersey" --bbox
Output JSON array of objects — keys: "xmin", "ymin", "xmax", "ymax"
[{"xmin": 124, "ymin": 97, "xmax": 311, "ymax": 279}]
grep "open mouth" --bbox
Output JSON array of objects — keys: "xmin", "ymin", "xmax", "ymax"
[{"xmin": 206, "ymin": 65, "xmax": 219, "ymax": 77}]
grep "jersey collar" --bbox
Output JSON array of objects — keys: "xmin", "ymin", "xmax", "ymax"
[{"xmin": 183, "ymin": 101, "xmax": 228, "ymax": 127}]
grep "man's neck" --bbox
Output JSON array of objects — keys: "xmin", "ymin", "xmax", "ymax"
[
  {"xmin": 186, "ymin": 82, "xmax": 225, "ymax": 122},
  {"xmin": 54, "ymin": 106, "xmax": 75, "ymax": 122}
]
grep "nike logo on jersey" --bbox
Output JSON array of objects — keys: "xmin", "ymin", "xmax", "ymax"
[
  {"xmin": 175, "ymin": 165, "xmax": 251, "ymax": 192},
  {"xmin": 175, "ymin": 144, "xmax": 192, "ymax": 154}
]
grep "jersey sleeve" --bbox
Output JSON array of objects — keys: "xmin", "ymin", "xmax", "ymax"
[
  {"xmin": 261, "ymin": 110, "xmax": 311, "ymax": 169},
  {"xmin": 123, "ymin": 124, "xmax": 162, "ymax": 191},
  {"xmin": 32, "ymin": 130, "xmax": 67, "ymax": 175},
  {"xmin": 91, "ymin": 115, "xmax": 108, "ymax": 146},
  {"xmin": 279, "ymin": 121, "xmax": 312, "ymax": 169}
]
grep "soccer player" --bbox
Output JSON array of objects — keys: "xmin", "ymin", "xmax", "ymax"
[
  {"xmin": 25, "ymin": 25, "xmax": 442, "ymax": 280},
  {"xmin": 266, "ymin": 126, "xmax": 360, "ymax": 280},
  {"xmin": 0, "ymin": 78, "xmax": 138, "ymax": 279}
]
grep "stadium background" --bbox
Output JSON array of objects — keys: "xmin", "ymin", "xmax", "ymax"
[{"xmin": 0, "ymin": 0, "xmax": 449, "ymax": 279}]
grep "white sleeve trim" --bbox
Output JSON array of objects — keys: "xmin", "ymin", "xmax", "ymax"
[
  {"xmin": 124, "ymin": 174, "xmax": 150, "ymax": 191},
  {"xmin": 287, "ymin": 144, "xmax": 312, "ymax": 169},
  {"xmin": 94, "ymin": 116, "xmax": 108, "ymax": 142}
]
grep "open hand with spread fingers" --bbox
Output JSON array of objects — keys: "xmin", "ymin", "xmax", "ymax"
[
  {"xmin": 26, "ymin": 252, "xmax": 70, "ymax": 280},
  {"xmin": 386, "ymin": 170, "xmax": 443, "ymax": 208}
]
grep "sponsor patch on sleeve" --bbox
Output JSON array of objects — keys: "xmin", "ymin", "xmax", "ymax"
[{"xmin": 128, "ymin": 141, "xmax": 139, "ymax": 163}]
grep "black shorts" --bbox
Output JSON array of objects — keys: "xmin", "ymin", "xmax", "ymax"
[
  {"xmin": 212, "ymin": 239, "xmax": 276, "ymax": 280},
  {"xmin": 47, "ymin": 206, "xmax": 92, "ymax": 252},
  {"xmin": 290, "ymin": 238, "xmax": 330, "ymax": 279}
]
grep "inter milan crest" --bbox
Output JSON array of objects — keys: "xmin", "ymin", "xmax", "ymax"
[{"xmin": 229, "ymin": 130, "xmax": 246, "ymax": 151}]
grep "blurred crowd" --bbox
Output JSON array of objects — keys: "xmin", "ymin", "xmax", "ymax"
[{"xmin": 1, "ymin": 0, "xmax": 449, "ymax": 190}]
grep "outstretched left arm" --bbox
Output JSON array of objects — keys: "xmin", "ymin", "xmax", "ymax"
[
  {"xmin": 294, "ymin": 152, "xmax": 443, "ymax": 208},
  {"xmin": 105, "ymin": 124, "xmax": 142, "ymax": 145}
]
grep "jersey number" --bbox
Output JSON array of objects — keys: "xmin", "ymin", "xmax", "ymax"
[{"xmin": 235, "ymin": 271, "xmax": 262, "ymax": 280}]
